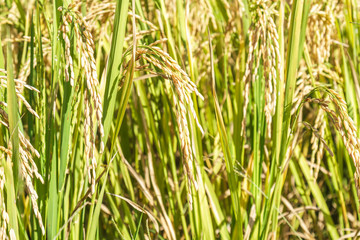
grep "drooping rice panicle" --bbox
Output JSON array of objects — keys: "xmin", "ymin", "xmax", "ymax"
[
  {"xmin": 310, "ymin": 108, "xmax": 327, "ymax": 179},
  {"xmin": 0, "ymin": 70, "xmax": 40, "ymax": 119},
  {"xmin": 59, "ymin": 5, "xmax": 104, "ymax": 192},
  {"xmin": 305, "ymin": 89, "xmax": 360, "ymax": 201},
  {"xmin": 242, "ymin": 0, "xmax": 281, "ymax": 138},
  {"xmin": 306, "ymin": 1, "xmax": 336, "ymax": 65},
  {"xmin": 0, "ymin": 101, "xmax": 44, "ymax": 235},
  {"xmin": 121, "ymin": 43, "xmax": 204, "ymax": 208}
]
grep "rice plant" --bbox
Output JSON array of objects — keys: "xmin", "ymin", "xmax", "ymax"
[{"xmin": 0, "ymin": 0, "xmax": 359, "ymax": 239}]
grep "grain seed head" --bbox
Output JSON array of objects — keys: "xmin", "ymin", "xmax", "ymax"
[
  {"xmin": 305, "ymin": 89, "xmax": 360, "ymax": 202},
  {"xmin": 0, "ymin": 103, "xmax": 44, "ymax": 235},
  {"xmin": 123, "ymin": 43, "xmax": 204, "ymax": 208},
  {"xmin": 242, "ymin": 0, "xmax": 281, "ymax": 138},
  {"xmin": 59, "ymin": 6, "xmax": 105, "ymax": 193},
  {"xmin": 306, "ymin": 1, "xmax": 336, "ymax": 65}
]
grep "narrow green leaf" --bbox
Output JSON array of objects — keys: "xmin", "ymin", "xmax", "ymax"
[
  {"xmin": 6, "ymin": 27, "xmax": 21, "ymax": 192},
  {"xmin": 102, "ymin": 0, "xmax": 130, "ymax": 145}
]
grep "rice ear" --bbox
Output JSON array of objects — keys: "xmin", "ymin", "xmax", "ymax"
[{"xmin": 304, "ymin": 89, "xmax": 360, "ymax": 201}]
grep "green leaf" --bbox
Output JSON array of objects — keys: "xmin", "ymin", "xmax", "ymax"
[{"xmin": 102, "ymin": 0, "xmax": 130, "ymax": 145}]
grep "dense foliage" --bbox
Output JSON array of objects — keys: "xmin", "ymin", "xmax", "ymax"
[{"xmin": 0, "ymin": 0, "xmax": 360, "ymax": 239}]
